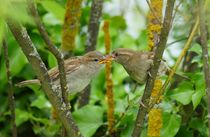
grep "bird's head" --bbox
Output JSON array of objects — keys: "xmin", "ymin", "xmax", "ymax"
[
  {"xmin": 99, "ymin": 48, "xmax": 135, "ymax": 65},
  {"xmin": 83, "ymin": 50, "xmax": 105, "ymax": 66}
]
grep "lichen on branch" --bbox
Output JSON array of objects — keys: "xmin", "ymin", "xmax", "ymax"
[
  {"xmin": 61, "ymin": 0, "xmax": 82, "ymax": 52},
  {"xmin": 103, "ymin": 20, "xmax": 115, "ymax": 135}
]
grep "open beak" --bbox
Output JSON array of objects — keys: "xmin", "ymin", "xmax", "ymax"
[{"xmin": 98, "ymin": 55, "xmax": 114, "ymax": 64}]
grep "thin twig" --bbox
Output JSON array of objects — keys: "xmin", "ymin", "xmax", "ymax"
[
  {"xmin": 27, "ymin": 0, "xmax": 69, "ymax": 107},
  {"xmin": 166, "ymin": 37, "xmax": 187, "ymax": 47},
  {"xmin": 113, "ymin": 105, "xmax": 130, "ymax": 128},
  {"xmin": 198, "ymin": 0, "xmax": 210, "ymax": 134},
  {"xmin": 161, "ymin": 17, "xmax": 199, "ymax": 93},
  {"xmin": 132, "ymin": 0, "xmax": 175, "ymax": 136},
  {"xmin": 6, "ymin": 19, "xmax": 82, "ymax": 137},
  {"xmin": 3, "ymin": 40, "xmax": 17, "ymax": 137},
  {"xmin": 171, "ymin": 0, "xmax": 183, "ymax": 23}
]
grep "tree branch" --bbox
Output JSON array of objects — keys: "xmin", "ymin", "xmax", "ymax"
[
  {"xmin": 198, "ymin": 0, "xmax": 210, "ymax": 134},
  {"xmin": 132, "ymin": 0, "xmax": 175, "ymax": 136},
  {"xmin": 27, "ymin": 0, "xmax": 69, "ymax": 106},
  {"xmin": 7, "ymin": 19, "xmax": 82, "ymax": 137},
  {"xmin": 78, "ymin": 0, "xmax": 103, "ymax": 108},
  {"xmin": 3, "ymin": 40, "xmax": 17, "ymax": 137},
  {"xmin": 85, "ymin": 0, "xmax": 103, "ymax": 51}
]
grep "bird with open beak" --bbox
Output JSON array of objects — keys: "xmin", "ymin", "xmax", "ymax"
[{"xmin": 99, "ymin": 48, "xmax": 168, "ymax": 84}]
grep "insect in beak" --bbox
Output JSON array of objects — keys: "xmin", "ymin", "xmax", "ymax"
[{"xmin": 98, "ymin": 55, "xmax": 114, "ymax": 64}]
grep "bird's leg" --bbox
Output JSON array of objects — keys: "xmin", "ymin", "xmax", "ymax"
[
  {"xmin": 139, "ymin": 99, "xmax": 146, "ymax": 108},
  {"xmin": 131, "ymin": 82, "xmax": 138, "ymax": 93},
  {"xmin": 147, "ymin": 70, "xmax": 153, "ymax": 78}
]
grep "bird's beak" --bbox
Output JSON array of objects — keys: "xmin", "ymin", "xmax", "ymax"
[{"xmin": 98, "ymin": 55, "xmax": 114, "ymax": 64}]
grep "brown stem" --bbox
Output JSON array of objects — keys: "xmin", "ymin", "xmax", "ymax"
[
  {"xmin": 27, "ymin": 0, "xmax": 69, "ymax": 107},
  {"xmin": 85, "ymin": 0, "xmax": 103, "ymax": 51},
  {"xmin": 198, "ymin": 0, "xmax": 210, "ymax": 134},
  {"xmin": 3, "ymin": 40, "xmax": 17, "ymax": 137},
  {"xmin": 132, "ymin": 0, "xmax": 175, "ymax": 136},
  {"xmin": 7, "ymin": 19, "xmax": 82, "ymax": 137},
  {"xmin": 78, "ymin": 0, "xmax": 103, "ymax": 108},
  {"xmin": 78, "ymin": 85, "xmax": 91, "ymax": 108}
]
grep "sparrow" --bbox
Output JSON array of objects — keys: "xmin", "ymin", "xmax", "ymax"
[
  {"xmin": 16, "ymin": 50, "xmax": 105, "ymax": 94},
  {"xmin": 100, "ymin": 48, "xmax": 168, "ymax": 84}
]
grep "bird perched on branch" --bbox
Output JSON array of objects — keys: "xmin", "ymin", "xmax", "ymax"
[
  {"xmin": 100, "ymin": 48, "xmax": 169, "ymax": 84},
  {"xmin": 16, "ymin": 50, "xmax": 105, "ymax": 94}
]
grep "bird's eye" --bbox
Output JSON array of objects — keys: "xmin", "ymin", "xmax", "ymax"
[
  {"xmin": 94, "ymin": 58, "xmax": 99, "ymax": 62},
  {"xmin": 115, "ymin": 53, "xmax": 119, "ymax": 56}
]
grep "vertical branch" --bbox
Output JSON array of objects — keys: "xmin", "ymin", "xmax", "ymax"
[
  {"xmin": 198, "ymin": 0, "xmax": 210, "ymax": 134},
  {"xmin": 132, "ymin": 0, "xmax": 175, "ymax": 136},
  {"xmin": 7, "ymin": 20, "xmax": 82, "ymax": 137},
  {"xmin": 78, "ymin": 0, "xmax": 103, "ymax": 108},
  {"xmin": 147, "ymin": 0, "xmax": 163, "ymax": 51},
  {"xmin": 103, "ymin": 21, "xmax": 115, "ymax": 135},
  {"xmin": 147, "ymin": 1, "xmax": 163, "ymax": 136},
  {"xmin": 85, "ymin": 0, "xmax": 103, "ymax": 52},
  {"xmin": 27, "ymin": 0, "xmax": 69, "ymax": 109},
  {"xmin": 61, "ymin": 0, "xmax": 82, "ymax": 52},
  {"xmin": 3, "ymin": 40, "xmax": 17, "ymax": 137}
]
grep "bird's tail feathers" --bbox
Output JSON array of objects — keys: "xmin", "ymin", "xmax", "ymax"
[{"xmin": 15, "ymin": 79, "xmax": 40, "ymax": 87}]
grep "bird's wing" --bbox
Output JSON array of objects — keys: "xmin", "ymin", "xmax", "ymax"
[{"xmin": 48, "ymin": 57, "xmax": 82, "ymax": 81}]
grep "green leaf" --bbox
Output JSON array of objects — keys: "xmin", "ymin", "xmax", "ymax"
[
  {"xmin": 189, "ymin": 43, "xmax": 202, "ymax": 54},
  {"xmin": 120, "ymin": 114, "xmax": 135, "ymax": 137},
  {"xmin": 42, "ymin": 13, "xmax": 62, "ymax": 25},
  {"xmin": 91, "ymin": 70, "xmax": 106, "ymax": 102},
  {"xmin": 176, "ymin": 126, "xmax": 193, "ymax": 137},
  {"xmin": 15, "ymin": 109, "xmax": 30, "ymax": 126},
  {"xmin": 192, "ymin": 89, "xmax": 205, "ymax": 109},
  {"xmin": 112, "ymin": 63, "xmax": 128, "ymax": 84},
  {"xmin": 0, "ymin": 0, "xmax": 33, "ymax": 24},
  {"xmin": 0, "ymin": 17, "xmax": 6, "ymax": 45},
  {"xmin": 48, "ymin": 52, "xmax": 57, "ymax": 68},
  {"xmin": 10, "ymin": 48, "xmax": 28, "ymax": 76},
  {"xmin": 110, "ymin": 16, "xmax": 127, "ymax": 30},
  {"xmin": 168, "ymin": 82, "xmax": 194, "ymax": 105},
  {"xmin": 161, "ymin": 112, "xmax": 181, "ymax": 137},
  {"xmin": 72, "ymin": 105, "xmax": 104, "ymax": 137},
  {"xmin": 39, "ymin": 1, "xmax": 65, "ymax": 22},
  {"xmin": 31, "ymin": 95, "xmax": 51, "ymax": 109},
  {"xmin": 169, "ymin": 90, "xmax": 194, "ymax": 105},
  {"xmin": 189, "ymin": 118, "xmax": 208, "ymax": 136}
]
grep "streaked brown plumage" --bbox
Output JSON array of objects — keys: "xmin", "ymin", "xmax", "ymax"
[
  {"xmin": 16, "ymin": 50, "xmax": 105, "ymax": 94},
  {"xmin": 103, "ymin": 48, "xmax": 168, "ymax": 84}
]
